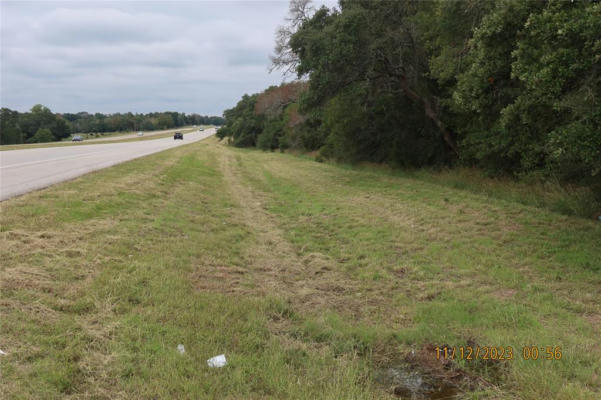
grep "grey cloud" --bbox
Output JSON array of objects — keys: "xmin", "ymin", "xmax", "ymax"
[
  {"xmin": 227, "ymin": 49, "xmax": 271, "ymax": 66},
  {"xmin": 34, "ymin": 8, "xmax": 184, "ymax": 46},
  {"xmin": 1, "ymin": 1, "xmax": 337, "ymax": 115}
]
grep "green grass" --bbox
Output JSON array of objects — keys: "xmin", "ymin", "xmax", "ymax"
[
  {"xmin": 346, "ymin": 164, "xmax": 601, "ymax": 219},
  {"xmin": 1, "ymin": 138, "xmax": 600, "ymax": 399}
]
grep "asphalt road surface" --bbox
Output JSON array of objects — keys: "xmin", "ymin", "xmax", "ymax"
[
  {"xmin": 0, "ymin": 129, "xmax": 215, "ymax": 201},
  {"xmin": 84, "ymin": 126, "xmax": 197, "ymax": 142}
]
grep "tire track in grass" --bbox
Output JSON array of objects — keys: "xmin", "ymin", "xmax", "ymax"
[{"xmin": 215, "ymin": 145, "xmax": 365, "ymax": 315}]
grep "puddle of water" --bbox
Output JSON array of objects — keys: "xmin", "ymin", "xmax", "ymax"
[{"xmin": 376, "ymin": 364, "xmax": 459, "ymax": 399}]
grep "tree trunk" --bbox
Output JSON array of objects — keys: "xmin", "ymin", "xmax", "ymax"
[{"xmin": 398, "ymin": 76, "xmax": 458, "ymax": 155}]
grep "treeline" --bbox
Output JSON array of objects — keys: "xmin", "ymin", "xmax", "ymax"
[
  {"xmin": 217, "ymin": 82, "xmax": 312, "ymax": 150},
  {"xmin": 218, "ymin": 0, "xmax": 600, "ymax": 184},
  {"xmin": 0, "ymin": 105, "xmax": 224, "ymax": 144}
]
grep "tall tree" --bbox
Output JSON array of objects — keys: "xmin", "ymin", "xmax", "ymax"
[
  {"xmin": 287, "ymin": 0, "xmax": 456, "ymax": 163},
  {"xmin": 270, "ymin": 0, "xmax": 316, "ymax": 75},
  {"xmin": 0, "ymin": 108, "xmax": 23, "ymax": 144}
]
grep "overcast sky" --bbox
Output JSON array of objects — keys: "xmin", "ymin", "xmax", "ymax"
[{"xmin": 0, "ymin": 0, "xmax": 336, "ymax": 116}]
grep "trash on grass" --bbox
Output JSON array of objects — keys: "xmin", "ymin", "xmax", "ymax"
[
  {"xmin": 0, "ymin": 349, "xmax": 7, "ymax": 356},
  {"xmin": 207, "ymin": 354, "xmax": 227, "ymax": 368},
  {"xmin": 177, "ymin": 344, "xmax": 185, "ymax": 354}
]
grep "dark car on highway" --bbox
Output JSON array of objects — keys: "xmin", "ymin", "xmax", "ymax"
[{"xmin": 174, "ymin": 132, "xmax": 183, "ymax": 140}]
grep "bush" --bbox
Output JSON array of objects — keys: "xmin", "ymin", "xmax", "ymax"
[{"xmin": 28, "ymin": 128, "xmax": 55, "ymax": 143}]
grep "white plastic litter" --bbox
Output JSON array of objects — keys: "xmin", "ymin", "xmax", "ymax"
[
  {"xmin": 0, "ymin": 349, "xmax": 7, "ymax": 356},
  {"xmin": 207, "ymin": 354, "xmax": 227, "ymax": 368},
  {"xmin": 177, "ymin": 344, "xmax": 185, "ymax": 354}
]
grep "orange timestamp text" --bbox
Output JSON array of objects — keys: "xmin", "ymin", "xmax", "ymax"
[{"xmin": 435, "ymin": 346, "xmax": 562, "ymax": 361}]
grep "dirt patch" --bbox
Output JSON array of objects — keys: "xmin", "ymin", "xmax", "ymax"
[
  {"xmin": 375, "ymin": 343, "xmax": 501, "ymax": 398},
  {"xmin": 376, "ymin": 364, "xmax": 459, "ymax": 399},
  {"xmin": 584, "ymin": 313, "xmax": 601, "ymax": 331},
  {"xmin": 191, "ymin": 263, "xmax": 248, "ymax": 294},
  {"xmin": 0, "ymin": 298, "xmax": 60, "ymax": 323},
  {"xmin": 1, "ymin": 266, "xmax": 54, "ymax": 292},
  {"xmin": 491, "ymin": 288, "xmax": 517, "ymax": 301},
  {"xmin": 302, "ymin": 252, "xmax": 334, "ymax": 270},
  {"xmin": 0, "ymin": 220, "xmax": 118, "ymax": 255}
]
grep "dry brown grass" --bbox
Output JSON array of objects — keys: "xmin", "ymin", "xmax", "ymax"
[{"xmin": 0, "ymin": 146, "xmax": 190, "ymax": 398}]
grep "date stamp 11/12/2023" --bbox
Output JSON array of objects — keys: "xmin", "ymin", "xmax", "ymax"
[{"xmin": 435, "ymin": 346, "xmax": 562, "ymax": 361}]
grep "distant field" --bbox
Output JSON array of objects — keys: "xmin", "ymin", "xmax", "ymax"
[
  {"xmin": 0, "ymin": 126, "xmax": 202, "ymax": 151},
  {"xmin": 1, "ymin": 137, "xmax": 599, "ymax": 399}
]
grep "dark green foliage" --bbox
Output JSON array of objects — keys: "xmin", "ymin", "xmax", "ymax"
[
  {"xmin": 63, "ymin": 111, "xmax": 224, "ymax": 134},
  {"xmin": 257, "ymin": 118, "xmax": 284, "ymax": 150},
  {"xmin": 18, "ymin": 104, "xmax": 71, "ymax": 142},
  {"xmin": 29, "ymin": 127, "xmax": 55, "ymax": 143},
  {"xmin": 1, "ymin": 105, "xmax": 68, "ymax": 144},
  {"xmin": 452, "ymin": 1, "xmax": 547, "ymax": 173},
  {"xmin": 140, "ymin": 118, "xmax": 155, "ymax": 131},
  {"xmin": 0, "ymin": 108, "xmax": 23, "ymax": 144},
  {"xmin": 511, "ymin": 1, "xmax": 601, "ymax": 178},
  {"xmin": 219, "ymin": 84, "xmax": 313, "ymax": 150},
  {"xmin": 221, "ymin": 0, "xmax": 601, "ymax": 185},
  {"xmin": 157, "ymin": 113, "xmax": 175, "ymax": 129},
  {"xmin": 224, "ymin": 1, "xmax": 455, "ymax": 168},
  {"xmin": 436, "ymin": 0, "xmax": 600, "ymax": 180},
  {"xmin": 219, "ymin": 94, "xmax": 264, "ymax": 147},
  {"xmin": 280, "ymin": 105, "xmax": 326, "ymax": 151}
]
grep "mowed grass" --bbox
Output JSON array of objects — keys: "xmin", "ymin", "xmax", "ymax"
[{"xmin": 1, "ymin": 137, "xmax": 600, "ymax": 399}]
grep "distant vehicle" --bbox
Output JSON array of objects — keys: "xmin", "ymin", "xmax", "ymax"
[
  {"xmin": 174, "ymin": 132, "xmax": 183, "ymax": 140},
  {"xmin": 198, "ymin": 127, "xmax": 204, "ymax": 131},
  {"xmin": 137, "ymin": 131, "xmax": 144, "ymax": 136},
  {"xmin": 72, "ymin": 135, "xmax": 83, "ymax": 142}
]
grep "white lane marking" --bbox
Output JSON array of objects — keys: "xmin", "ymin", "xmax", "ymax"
[
  {"xmin": 0, "ymin": 131, "xmax": 215, "ymax": 200},
  {"xmin": 0, "ymin": 148, "xmax": 118, "ymax": 169},
  {"xmin": 0, "ymin": 131, "xmax": 213, "ymax": 169},
  {"xmin": 2, "ymin": 138, "xmax": 201, "ymax": 188}
]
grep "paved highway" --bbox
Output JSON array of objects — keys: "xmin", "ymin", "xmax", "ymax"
[
  {"xmin": 84, "ymin": 126, "xmax": 197, "ymax": 142},
  {"xmin": 0, "ymin": 129, "xmax": 215, "ymax": 201}
]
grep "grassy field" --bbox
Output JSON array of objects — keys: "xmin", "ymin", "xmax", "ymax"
[
  {"xmin": 1, "ymin": 137, "xmax": 600, "ymax": 399},
  {"xmin": 0, "ymin": 127, "xmax": 201, "ymax": 151}
]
